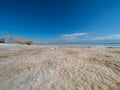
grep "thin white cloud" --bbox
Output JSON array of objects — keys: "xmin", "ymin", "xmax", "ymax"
[
  {"xmin": 61, "ymin": 33, "xmax": 88, "ymax": 37},
  {"xmin": 112, "ymin": 34, "xmax": 120, "ymax": 37},
  {"xmin": 60, "ymin": 33, "xmax": 89, "ymax": 41},
  {"xmin": 55, "ymin": 33, "xmax": 120, "ymax": 42},
  {"xmin": 93, "ymin": 34, "xmax": 120, "ymax": 40}
]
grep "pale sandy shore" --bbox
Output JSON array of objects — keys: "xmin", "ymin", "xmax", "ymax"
[{"xmin": 0, "ymin": 44, "xmax": 120, "ymax": 90}]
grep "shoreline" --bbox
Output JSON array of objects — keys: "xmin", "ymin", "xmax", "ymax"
[{"xmin": 0, "ymin": 43, "xmax": 120, "ymax": 47}]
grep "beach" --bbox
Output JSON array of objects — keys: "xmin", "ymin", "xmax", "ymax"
[{"xmin": 0, "ymin": 44, "xmax": 120, "ymax": 90}]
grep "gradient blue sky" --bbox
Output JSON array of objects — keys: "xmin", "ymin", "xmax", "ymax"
[{"xmin": 0, "ymin": 0, "xmax": 120, "ymax": 42}]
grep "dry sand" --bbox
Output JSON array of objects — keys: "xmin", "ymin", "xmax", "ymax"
[{"xmin": 0, "ymin": 44, "xmax": 120, "ymax": 90}]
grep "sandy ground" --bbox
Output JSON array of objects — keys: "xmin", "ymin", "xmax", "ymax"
[{"xmin": 0, "ymin": 44, "xmax": 120, "ymax": 90}]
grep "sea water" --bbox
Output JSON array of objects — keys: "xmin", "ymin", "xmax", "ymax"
[{"xmin": 38, "ymin": 43, "xmax": 120, "ymax": 47}]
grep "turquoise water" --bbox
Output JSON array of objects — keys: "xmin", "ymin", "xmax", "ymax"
[{"xmin": 38, "ymin": 43, "xmax": 120, "ymax": 47}]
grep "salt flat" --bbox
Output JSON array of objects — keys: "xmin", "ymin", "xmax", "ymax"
[{"xmin": 0, "ymin": 44, "xmax": 120, "ymax": 90}]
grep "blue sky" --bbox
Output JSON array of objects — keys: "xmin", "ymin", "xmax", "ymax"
[{"xmin": 0, "ymin": 0, "xmax": 120, "ymax": 42}]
